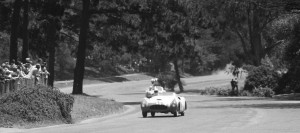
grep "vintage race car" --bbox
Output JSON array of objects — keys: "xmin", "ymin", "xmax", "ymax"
[{"xmin": 141, "ymin": 92, "xmax": 187, "ymax": 117}]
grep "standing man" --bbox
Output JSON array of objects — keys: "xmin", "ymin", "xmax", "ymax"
[
  {"xmin": 230, "ymin": 78, "xmax": 239, "ymax": 96},
  {"xmin": 234, "ymin": 78, "xmax": 239, "ymax": 96},
  {"xmin": 230, "ymin": 79, "xmax": 235, "ymax": 95}
]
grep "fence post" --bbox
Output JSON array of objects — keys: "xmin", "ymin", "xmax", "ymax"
[
  {"xmin": 0, "ymin": 81, "xmax": 4, "ymax": 96},
  {"xmin": 41, "ymin": 74, "xmax": 45, "ymax": 85},
  {"xmin": 17, "ymin": 78, "xmax": 20, "ymax": 90},
  {"xmin": 5, "ymin": 80, "xmax": 9, "ymax": 93},
  {"xmin": 13, "ymin": 78, "xmax": 18, "ymax": 91},
  {"xmin": 10, "ymin": 79, "xmax": 14, "ymax": 92}
]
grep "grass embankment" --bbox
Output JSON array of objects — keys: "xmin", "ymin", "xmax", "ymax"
[
  {"xmin": 0, "ymin": 86, "xmax": 74, "ymax": 128},
  {"xmin": 71, "ymin": 95, "xmax": 124, "ymax": 123},
  {"xmin": 0, "ymin": 86, "xmax": 124, "ymax": 129}
]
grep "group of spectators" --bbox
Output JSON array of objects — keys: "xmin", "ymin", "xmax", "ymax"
[{"xmin": 0, "ymin": 58, "xmax": 49, "ymax": 82}]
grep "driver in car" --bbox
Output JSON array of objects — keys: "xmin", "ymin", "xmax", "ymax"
[{"xmin": 146, "ymin": 78, "xmax": 165, "ymax": 98}]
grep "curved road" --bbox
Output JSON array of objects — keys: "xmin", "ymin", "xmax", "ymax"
[{"xmin": 2, "ymin": 73, "xmax": 300, "ymax": 133}]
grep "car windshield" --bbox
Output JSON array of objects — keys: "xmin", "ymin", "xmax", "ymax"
[
  {"xmin": 159, "ymin": 92, "xmax": 174, "ymax": 96},
  {"xmin": 153, "ymin": 86, "xmax": 164, "ymax": 91}
]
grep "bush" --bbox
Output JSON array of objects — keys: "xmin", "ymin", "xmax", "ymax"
[
  {"xmin": 276, "ymin": 68, "xmax": 300, "ymax": 94},
  {"xmin": 244, "ymin": 66, "xmax": 280, "ymax": 91},
  {"xmin": 200, "ymin": 86, "xmax": 232, "ymax": 96},
  {"xmin": 201, "ymin": 86, "xmax": 274, "ymax": 97},
  {"xmin": 277, "ymin": 21, "xmax": 300, "ymax": 94},
  {"xmin": 252, "ymin": 87, "xmax": 275, "ymax": 97},
  {"xmin": 239, "ymin": 90, "xmax": 253, "ymax": 97},
  {"xmin": 0, "ymin": 86, "xmax": 74, "ymax": 128},
  {"xmin": 157, "ymin": 71, "xmax": 178, "ymax": 91}
]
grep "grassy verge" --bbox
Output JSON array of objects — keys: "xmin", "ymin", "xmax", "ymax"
[
  {"xmin": 0, "ymin": 88, "xmax": 124, "ymax": 129},
  {"xmin": 0, "ymin": 86, "xmax": 74, "ymax": 128},
  {"xmin": 71, "ymin": 95, "xmax": 125, "ymax": 123}
]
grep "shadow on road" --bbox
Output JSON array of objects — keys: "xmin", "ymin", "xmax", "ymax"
[
  {"xmin": 139, "ymin": 116, "xmax": 180, "ymax": 118},
  {"xmin": 192, "ymin": 97, "xmax": 300, "ymax": 109},
  {"xmin": 120, "ymin": 92, "xmax": 145, "ymax": 96},
  {"xmin": 88, "ymin": 77, "xmax": 129, "ymax": 83},
  {"xmin": 121, "ymin": 102, "xmax": 141, "ymax": 105},
  {"xmin": 71, "ymin": 93, "xmax": 103, "ymax": 98},
  {"xmin": 196, "ymin": 103, "xmax": 300, "ymax": 109}
]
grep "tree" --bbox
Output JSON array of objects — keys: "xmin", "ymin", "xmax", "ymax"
[
  {"xmin": 277, "ymin": 18, "xmax": 300, "ymax": 93},
  {"xmin": 72, "ymin": 0, "xmax": 90, "ymax": 94},
  {"xmin": 21, "ymin": 0, "xmax": 29, "ymax": 62},
  {"xmin": 202, "ymin": 0, "xmax": 286, "ymax": 66},
  {"xmin": 135, "ymin": 0, "xmax": 205, "ymax": 92},
  {"xmin": 10, "ymin": 0, "xmax": 22, "ymax": 63}
]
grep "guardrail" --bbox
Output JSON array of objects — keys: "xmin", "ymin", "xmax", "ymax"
[{"xmin": 0, "ymin": 74, "xmax": 48, "ymax": 96}]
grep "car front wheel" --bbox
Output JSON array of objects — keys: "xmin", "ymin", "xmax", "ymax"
[
  {"xmin": 142, "ymin": 112, "xmax": 147, "ymax": 118},
  {"xmin": 151, "ymin": 112, "xmax": 155, "ymax": 117},
  {"xmin": 173, "ymin": 111, "xmax": 178, "ymax": 117}
]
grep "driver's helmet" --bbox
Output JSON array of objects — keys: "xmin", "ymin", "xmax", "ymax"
[
  {"xmin": 151, "ymin": 78, "xmax": 156, "ymax": 84},
  {"xmin": 153, "ymin": 87, "xmax": 159, "ymax": 96}
]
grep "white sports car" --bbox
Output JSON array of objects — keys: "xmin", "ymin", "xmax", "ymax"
[{"xmin": 141, "ymin": 91, "xmax": 187, "ymax": 117}]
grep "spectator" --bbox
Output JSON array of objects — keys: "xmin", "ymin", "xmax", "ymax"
[
  {"xmin": 32, "ymin": 64, "xmax": 41, "ymax": 84},
  {"xmin": 24, "ymin": 58, "xmax": 33, "ymax": 75},
  {"xmin": 10, "ymin": 67, "xmax": 19, "ymax": 78},
  {"xmin": 3, "ymin": 66, "xmax": 13, "ymax": 79},
  {"xmin": 0, "ymin": 67, "xmax": 5, "ymax": 80},
  {"xmin": 230, "ymin": 78, "xmax": 239, "ymax": 96},
  {"xmin": 24, "ymin": 62, "xmax": 38, "ymax": 79},
  {"xmin": 10, "ymin": 59, "xmax": 17, "ymax": 69},
  {"xmin": 16, "ymin": 66, "xmax": 26, "ymax": 78},
  {"xmin": 41, "ymin": 64, "xmax": 50, "ymax": 78}
]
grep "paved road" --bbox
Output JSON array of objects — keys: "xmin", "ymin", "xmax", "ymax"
[{"xmin": 2, "ymin": 73, "xmax": 300, "ymax": 133}]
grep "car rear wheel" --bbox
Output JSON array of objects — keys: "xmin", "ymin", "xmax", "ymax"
[
  {"xmin": 142, "ymin": 112, "xmax": 147, "ymax": 118},
  {"xmin": 151, "ymin": 112, "xmax": 155, "ymax": 117}
]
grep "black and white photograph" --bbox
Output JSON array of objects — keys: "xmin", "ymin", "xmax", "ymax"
[{"xmin": 0, "ymin": 0, "xmax": 300, "ymax": 133}]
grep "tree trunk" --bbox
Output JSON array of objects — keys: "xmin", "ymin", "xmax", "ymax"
[
  {"xmin": 189, "ymin": 56, "xmax": 196, "ymax": 74},
  {"xmin": 48, "ymin": 42, "xmax": 55, "ymax": 87},
  {"xmin": 47, "ymin": 19, "xmax": 57, "ymax": 87},
  {"xmin": 247, "ymin": 4, "xmax": 264, "ymax": 66},
  {"xmin": 181, "ymin": 57, "xmax": 184, "ymax": 73},
  {"xmin": 22, "ymin": 0, "xmax": 29, "ymax": 63},
  {"xmin": 10, "ymin": 0, "xmax": 22, "ymax": 63},
  {"xmin": 160, "ymin": 55, "xmax": 166, "ymax": 72},
  {"xmin": 72, "ymin": 0, "xmax": 90, "ymax": 94},
  {"xmin": 173, "ymin": 57, "xmax": 184, "ymax": 92},
  {"xmin": 251, "ymin": 10, "xmax": 264, "ymax": 66}
]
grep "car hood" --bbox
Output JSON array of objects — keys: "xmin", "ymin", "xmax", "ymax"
[{"xmin": 147, "ymin": 95, "xmax": 175, "ymax": 104}]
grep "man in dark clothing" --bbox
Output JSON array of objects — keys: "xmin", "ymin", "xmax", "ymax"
[
  {"xmin": 231, "ymin": 79, "xmax": 235, "ymax": 95},
  {"xmin": 230, "ymin": 78, "xmax": 238, "ymax": 96}
]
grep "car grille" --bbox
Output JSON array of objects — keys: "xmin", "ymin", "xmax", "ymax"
[{"xmin": 150, "ymin": 105, "xmax": 167, "ymax": 110}]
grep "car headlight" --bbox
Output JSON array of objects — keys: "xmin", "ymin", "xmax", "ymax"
[
  {"xmin": 171, "ymin": 99, "xmax": 177, "ymax": 107},
  {"xmin": 141, "ymin": 100, "xmax": 147, "ymax": 107}
]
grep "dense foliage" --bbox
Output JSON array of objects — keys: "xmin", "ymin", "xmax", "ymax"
[
  {"xmin": 0, "ymin": 86, "xmax": 74, "ymax": 127},
  {"xmin": 244, "ymin": 65, "xmax": 280, "ymax": 92},
  {"xmin": 156, "ymin": 71, "xmax": 178, "ymax": 91},
  {"xmin": 276, "ymin": 21, "xmax": 300, "ymax": 94},
  {"xmin": 0, "ymin": 0, "xmax": 300, "ymax": 94},
  {"xmin": 201, "ymin": 86, "xmax": 275, "ymax": 97}
]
